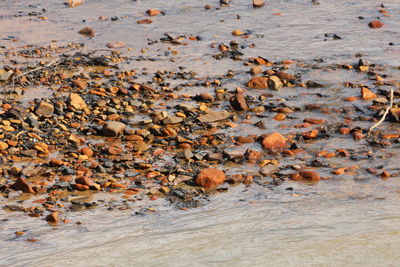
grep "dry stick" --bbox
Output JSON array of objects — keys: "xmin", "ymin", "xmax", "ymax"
[{"xmin": 368, "ymin": 88, "xmax": 394, "ymax": 134}]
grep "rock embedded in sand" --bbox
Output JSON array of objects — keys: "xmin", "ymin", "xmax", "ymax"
[
  {"xmin": 69, "ymin": 93, "xmax": 87, "ymax": 110},
  {"xmin": 72, "ymin": 79, "xmax": 87, "ymax": 90},
  {"xmin": 106, "ymin": 42, "xmax": 126, "ymax": 48},
  {"xmin": 75, "ymin": 177, "xmax": 94, "ymax": 187},
  {"xmin": 246, "ymin": 77, "xmax": 268, "ymax": 89},
  {"xmin": 78, "ymin": 27, "xmax": 95, "ymax": 37},
  {"xmin": 230, "ymin": 94, "xmax": 249, "ymax": 111},
  {"xmin": 253, "ymin": 0, "xmax": 265, "ymax": 8},
  {"xmin": 250, "ymin": 66, "xmax": 263, "ymax": 75},
  {"xmin": 262, "ymin": 132, "xmax": 288, "ymax": 151},
  {"xmin": 0, "ymin": 141, "xmax": 9, "ymax": 151},
  {"xmin": 275, "ymin": 71, "xmax": 295, "ymax": 80},
  {"xmin": 46, "ymin": 212, "xmax": 59, "ymax": 224},
  {"xmin": 11, "ymin": 177, "xmax": 35, "ymax": 193},
  {"xmin": 35, "ymin": 100, "xmax": 54, "ymax": 116},
  {"xmin": 146, "ymin": 9, "xmax": 161, "ymax": 16},
  {"xmin": 361, "ymin": 87, "xmax": 377, "ymax": 100},
  {"xmin": 291, "ymin": 170, "xmax": 320, "ymax": 181},
  {"xmin": 102, "ymin": 121, "xmax": 126, "ymax": 136},
  {"xmin": 195, "ymin": 168, "xmax": 225, "ymax": 188},
  {"xmin": 268, "ymin": 75, "xmax": 283, "ymax": 91},
  {"xmin": 68, "ymin": 0, "xmax": 83, "ymax": 7},
  {"xmin": 368, "ymin": 20, "xmax": 384, "ymax": 28},
  {"xmin": 198, "ymin": 110, "xmax": 231, "ymax": 123}
]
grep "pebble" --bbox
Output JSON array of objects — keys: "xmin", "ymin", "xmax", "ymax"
[
  {"xmin": 262, "ymin": 132, "xmax": 288, "ymax": 151},
  {"xmin": 198, "ymin": 110, "xmax": 231, "ymax": 123},
  {"xmin": 246, "ymin": 77, "xmax": 268, "ymax": 89},
  {"xmin": 195, "ymin": 168, "xmax": 225, "ymax": 188},
  {"xmin": 146, "ymin": 9, "xmax": 161, "ymax": 16},
  {"xmin": 102, "ymin": 121, "xmax": 126, "ymax": 136},
  {"xmin": 69, "ymin": 93, "xmax": 87, "ymax": 110},
  {"xmin": 11, "ymin": 177, "xmax": 35, "ymax": 193},
  {"xmin": 230, "ymin": 94, "xmax": 249, "ymax": 111},
  {"xmin": 253, "ymin": 0, "xmax": 265, "ymax": 8},
  {"xmin": 361, "ymin": 87, "xmax": 377, "ymax": 100},
  {"xmin": 35, "ymin": 101, "xmax": 54, "ymax": 116},
  {"xmin": 368, "ymin": 20, "xmax": 384, "ymax": 28},
  {"xmin": 268, "ymin": 75, "xmax": 283, "ymax": 91},
  {"xmin": 291, "ymin": 170, "xmax": 320, "ymax": 181}
]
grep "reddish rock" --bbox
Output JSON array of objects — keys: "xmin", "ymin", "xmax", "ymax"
[
  {"xmin": 81, "ymin": 147, "xmax": 94, "ymax": 157},
  {"xmin": 146, "ymin": 9, "xmax": 161, "ymax": 16},
  {"xmin": 195, "ymin": 168, "xmax": 225, "ymax": 188},
  {"xmin": 46, "ymin": 212, "xmax": 59, "ymax": 224},
  {"xmin": 74, "ymin": 183, "xmax": 90, "ymax": 191},
  {"xmin": 71, "ymin": 79, "xmax": 87, "ymax": 90},
  {"xmin": 302, "ymin": 129, "xmax": 319, "ymax": 139},
  {"xmin": 275, "ymin": 71, "xmax": 295, "ymax": 80},
  {"xmin": 200, "ymin": 92, "xmax": 214, "ymax": 102},
  {"xmin": 246, "ymin": 77, "xmax": 268, "ymax": 89},
  {"xmin": 78, "ymin": 27, "xmax": 95, "ymax": 37},
  {"xmin": 245, "ymin": 149, "xmax": 262, "ymax": 162},
  {"xmin": 230, "ymin": 94, "xmax": 249, "ymax": 111},
  {"xmin": 69, "ymin": 93, "xmax": 87, "ymax": 110},
  {"xmin": 106, "ymin": 42, "xmax": 126, "ymax": 48},
  {"xmin": 11, "ymin": 178, "xmax": 35, "ymax": 193},
  {"xmin": 262, "ymin": 132, "xmax": 288, "ymax": 151},
  {"xmin": 49, "ymin": 158, "xmax": 65, "ymax": 166},
  {"xmin": 303, "ymin": 118, "xmax": 325, "ymax": 124},
  {"xmin": 389, "ymin": 108, "xmax": 400, "ymax": 122},
  {"xmin": 75, "ymin": 177, "xmax": 94, "ymax": 187},
  {"xmin": 250, "ymin": 66, "xmax": 263, "ymax": 75},
  {"xmin": 291, "ymin": 170, "xmax": 320, "ymax": 181},
  {"xmin": 237, "ymin": 136, "xmax": 255, "ymax": 143},
  {"xmin": 137, "ymin": 19, "xmax": 153, "ymax": 24},
  {"xmin": 368, "ymin": 20, "xmax": 384, "ymax": 28},
  {"xmin": 361, "ymin": 87, "xmax": 377, "ymax": 100}
]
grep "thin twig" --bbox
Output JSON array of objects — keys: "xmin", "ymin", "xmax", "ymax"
[{"xmin": 368, "ymin": 88, "xmax": 394, "ymax": 134}]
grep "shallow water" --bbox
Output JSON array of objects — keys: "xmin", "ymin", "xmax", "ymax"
[{"xmin": 1, "ymin": 0, "xmax": 400, "ymax": 266}]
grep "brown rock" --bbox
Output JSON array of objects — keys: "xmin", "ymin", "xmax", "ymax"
[
  {"xmin": 75, "ymin": 177, "xmax": 94, "ymax": 187},
  {"xmin": 302, "ymin": 129, "xmax": 319, "ymax": 139},
  {"xmin": 253, "ymin": 0, "xmax": 265, "ymax": 8},
  {"xmin": 69, "ymin": 93, "xmax": 87, "ymax": 110},
  {"xmin": 102, "ymin": 121, "xmax": 126, "ymax": 136},
  {"xmin": 146, "ymin": 9, "xmax": 161, "ymax": 16},
  {"xmin": 198, "ymin": 110, "xmax": 231, "ymax": 123},
  {"xmin": 237, "ymin": 136, "xmax": 255, "ymax": 143},
  {"xmin": 262, "ymin": 132, "xmax": 288, "ymax": 151},
  {"xmin": 250, "ymin": 66, "xmax": 263, "ymax": 75},
  {"xmin": 230, "ymin": 94, "xmax": 249, "ymax": 111},
  {"xmin": 275, "ymin": 71, "xmax": 295, "ymax": 80},
  {"xmin": 106, "ymin": 42, "xmax": 126, "ymax": 48},
  {"xmin": 303, "ymin": 118, "xmax": 325, "ymax": 124},
  {"xmin": 72, "ymin": 79, "xmax": 87, "ymax": 90},
  {"xmin": 200, "ymin": 92, "xmax": 214, "ymax": 102},
  {"xmin": 389, "ymin": 108, "xmax": 400, "ymax": 122},
  {"xmin": 291, "ymin": 170, "xmax": 320, "ymax": 181},
  {"xmin": 78, "ymin": 27, "xmax": 95, "ymax": 37},
  {"xmin": 361, "ymin": 87, "xmax": 377, "ymax": 100},
  {"xmin": 137, "ymin": 19, "xmax": 153, "ymax": 24},
  {"xmin": 11, "ymin": 178, "xmax": 35, "ymax": 193},
  {"xmin": 246, "ymin": 77, "xmax": 268, "ymax": 89},
  {"xmin": 46, "ymin": 212, "xmax": 59, "ymax": 224},
  {"xmin": 368, "ymin": 20, "xmax": 384, "ymax": 28},
  {"xmin": 81, "ymin": 147, "xmax": 94, "ymax": 157},
  {"xmin": 49, "ymin": 158, "xmax": 65, "ymax": 166},
  {"xmin": 74, "ymin": 183, "xmax": 90, "ymax": 191},
  {"xmin": 35, "ymin": 101, "xmax": 54, "ymax": 116},
  {"xmin": 0, "ymin": 141, "xmax": 9, "ymax": 151},
  {"xmin": 195, "ymin": 168, "xmax": 225, "ymax": 188},
  {"xmin": 68, "ymin": 0, "xmax": 83, "ymax": 7}
]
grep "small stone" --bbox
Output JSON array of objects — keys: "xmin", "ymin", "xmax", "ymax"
[
  {"xmin": 237, "ymin": 136, "xmax": 255, "ymax": 143},
  {"xmin": 198, "ymin": 110, "xmax": 231, "ymax": 123},
  {"xmin": 220, "ymin": 0, "xmax": 230, "ymax": 5},
  {"xmin": 0, "ymin": 69, "xmax": 13, "ymax": 81},
  {"xmin": 72, "ymin": 79, "xmax": 87, "ymax": 90},
  {"xmin": 75, "ymin": 177, "xmax": 94, "ymax": 186},
  {"xmin": 11, "ymin": 178, "xmax": 35, "ymax": 193},
  {"xmin": 195, "ymin": 168, "xmax": 225, "ymax": 188},
  {"xmin": 262, "ymin": 132, "xmax": 288, "ymax": 151},
  {"xmin": 81, "ymin": 147, "xmax": 94, "ymax": 157},
  {"xmin": 361, "ymin": 87, "xmax": 377, "ymax": 100},
  {"xmin": 226, "ymin": 150, "xmax": 244, "ymax": 161},
  {"xmin": 306, "ymin": 80, "xmax": 324, "ymax": 88},
  {"xmin": 232, "ymin": 29, "xmax": 245, "ymax": 36},
  {"xmin": 146, "ymin": 9, "xmax": 161, "ymax": 16},
  {"xmin": 246, "ymin": 77, "xmax": 268, "ymax": 89},
  {"xmin": 230, "ymin": 94, "xmax": 249, "ymax": 111},
  {"xmin": 253, "ymin": 0, "xmax": 265, "ymax": 8},
  {"xmin": 200, "ymin": 92, "xmax": 214, "ymax": 102},
  {"xmin": 69, "ymin": 93, "xmax": 87, "ymax": 110},
  {"xmin": 303, "ymin": 118, "xmax": 325, "ymax": 124},
  {"xmin": 268, "ymin": 76, "xmax": 283, "ymax": 91},
  {"xmin": 46, "ymin": 212, "xmax": 59, "ymax": 224},
  {"xmin": 78, "ymin": 27, "xmax": 95, "ymax": 37},
  {"xmin": 137, "ymin": 19, "xmax": 153, "ymax": 24},
  {"xmin": 35, "ymin": 101, "xmax": 54, "ymax": 116},
  {"xmin": 106, "ymin": 42, "xmax": 126, "ymax": 48},
  {"xmin": 163, "ymin": 116, "xmax": 183, "ymax": 124},
  {"xmin": 250, "ymin": 66, "xmax": 263, "ymax": 75},
  {"xmin": 102, "ymin": 121, "xmax": 126, "ymax": 136},
  {"xmin": 0, "ymin": 141, "xmax": 9, "ymax": 151},
  {"xmin": 368, "ymin": 20, "xmax": 384, "ymax": 28},
  {"xmin": 259, "ymin": 164, "xmax": 279, "ymax": 176},
  {"xmin": 291, "ymin": 170, "xmax": 320, "ymax": 181},
  {"xmin": 177, "ymin": 149, "xmax": 193, "ymax": 159},
  {"xmin": 275, "ymin": 71, "xmax": 295, "ymax": 80},
  {"xmin": 68, "ymin": 0, "xmax": 82, "ymax": 7}
]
